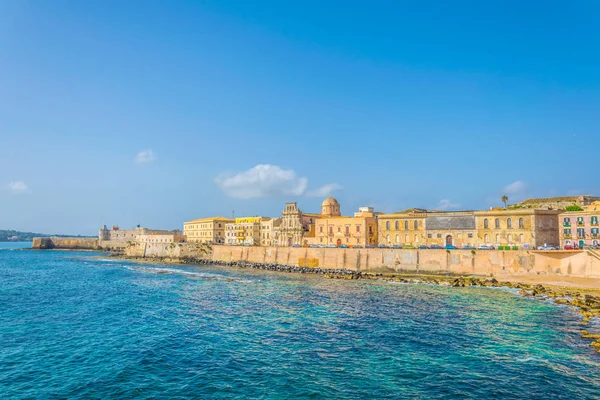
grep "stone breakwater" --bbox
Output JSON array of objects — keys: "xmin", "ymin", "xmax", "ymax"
[{"xmin": 115, "ymin": 254, "xmax": 600, "ymax": 353}]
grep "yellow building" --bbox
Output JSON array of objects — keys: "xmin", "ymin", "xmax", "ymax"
[
  {"xmin": 474, "ymin": 209, "xmax": 561, "ymax": 248},
  {"xmin": 183, "ymin": 217, "xmax": 233, "ymax": 244},
  {"xmin": 315, "ymin": 202, "xmax": 378, "ymax": 247},
  {"xmin": 232, "ymin": 217, "xmax": 271, "ymax": 245},
  {"xmin": 377, "ymin": 209, "xmax": 427, "ymax": 247}
]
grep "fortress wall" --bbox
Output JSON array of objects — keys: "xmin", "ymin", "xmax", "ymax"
[{"xmin": 211, "ymin": 245, "xmax": 600, "ymax": 278}]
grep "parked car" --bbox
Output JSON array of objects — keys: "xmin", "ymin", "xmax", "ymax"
[
  {"xmin": 365, "ymin": 245, "xmax": 375, "ymax": 249},
  {"xmin": 405, "ymin": 245, "xmax": 415, "ymax": 249},
  {"xmin": 563, "ymin": 244, "xmax": 574, "ymax": 250},
  {"xmin": 326, "ymin": 244, "xmax": 336, "ymax": 248},
  {"xmin": 462, "ymin": 245, "xmax": 475, "ymax": 250},
  {"xmin": 445, "ymin": 245, "xmax": 457, "ymax": 250},
  {"xmin": 477, "ymin": 245, "xmax": 492, "ymax": 250},
  {"xmin": 340, "ymin": 244, "xmax": 348, "ymax": 248},
  {"xmin": 417, "ymin": 245, "xmax": 429, "ymax": 249},
  {"xmin": 537, "ymin": 245, "xmax": 557, "ymax": 250},
  {"xmin": 378, "ymin": 244, "xmax": 388, "ymax": 248},
  {"xmin": 391, "ymin": 244, "xmax": 403, "ymax": 249},
  {"xmin": 353, "ymin": 245, "xmax": 363, "ymax": 249},
  {"xmin": 292, "ymin": 244, "xmax": 301, "ymax": 248},
  {"xmin": 430, "ymin": 244, "xmax": 443, "ymax": 249}
]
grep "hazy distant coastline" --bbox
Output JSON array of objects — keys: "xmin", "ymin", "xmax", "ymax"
[{"xmin": 0, "ymin": 230, "xmax": 92, "ymax": 242}]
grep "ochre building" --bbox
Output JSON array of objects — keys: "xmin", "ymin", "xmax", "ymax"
[
  {"xmin": 315, "ymin": 203, "xmax": 378, "ymax": 247},
  {"xmin": 183, "ymin": 217, "xmax": 233, "ymax": 244}
]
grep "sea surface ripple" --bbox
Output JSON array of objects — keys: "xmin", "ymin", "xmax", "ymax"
[{"xmin": 1, "ymin": 242, "xmax": 599, "ymax": 399}]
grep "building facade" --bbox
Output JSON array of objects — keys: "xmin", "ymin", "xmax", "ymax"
[
  {"xmin": 278, "ymin": 202, "xmax": 319, "ymax": 247},
  {"xmin": 227, "ymin": 217, "xmax": 271, "ymax": 245},
  {"xmin": 99, "ymin": 225, "xmax": 180, "ymax": 242},
  {"xmin": 138, "ymin": 233, "xmax": 186, "ymax": 244},
  {"xmin": 559, "ymin": 201, "xmax": 600, "ymax": 249},
  {"xmin": 425, "ymin": 212, "xmax": 476, "ymax": 247},
  {"xmin": 377, "ymin": 209, "xmax": 427, "ymax": 247},
  {"xmin": 183, "ymin": 217, "xmax": 233, "ymax": 244},
  {"xmin": 474, "ymin": 209, "xmax": 561, "ymax": 248},
  {"xmin": 315, "ymin": 205, "xmax": 378, "ymax": 247},
  {"xmin": 260, "ymin": 218, "xmax": 281, "ymax": 247}
]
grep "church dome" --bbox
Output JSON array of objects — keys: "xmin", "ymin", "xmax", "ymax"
[
  {"xmin": 322, "ymin": 196, "xmax": 339, "ymax": 207},
  {"xmin": 321, "ymin": 196, "xmax": 341, "ymax": 217}
]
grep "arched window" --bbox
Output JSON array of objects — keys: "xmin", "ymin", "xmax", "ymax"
[
  {"xmin": 414, "ymin": 220, "xmax": 418, "ymax": 229},
  {"xmin": 507, "ymin": 218, "xmax": 512, "ymax": 229},
  {"xmin": 395, "ymin": 221, "xmax": 399, "ymax": 230},
  {"xmin": 484, "ymin": 234, "xmax": 489, "ymax": 243},
  {"xmin": 386, "ymin": 221, "xmax": 390, "ymax": 230},
  {"xmin": 386, "ymin": 234, "xmax": 390, "ymax": 243},
  {"xmin": 405, "ymin": 234, "xmax": 408, "ymax": 243},
  {"xmin": 495, "ymin": 218, "xmax": 500, "ymax": 229},
  {"xmin": 519, "ymin": 218, "xmax": 524, "ymax": 228},
  {"xmin": 395, "ymin": 234, "xmax": 399, "ymax": 243},
  {"xmin": 404, "ymin": 221, "xmax": 408, "ymax": 230},
  {"xmin": 414, "ymin": 234, "xmax": 419, "ymax": 243},
  {"xmin": 484, "ymin": 219, "xmax": 489, "ymax": 229},
  {"xmin": 495, "ymin": 234, "xmax": 500, "ymax": 243},
  {"xmin": 519, "ymin": 234, "xmax": 523, "ymax": 243},
  {"xmin": 507, "ymin": 234, "xmax": 512, "ymax": 243}
]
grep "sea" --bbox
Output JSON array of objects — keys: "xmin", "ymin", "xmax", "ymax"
[{"xmin": 1, "ymin": 242, "xmax": 599, "ymax": 399}]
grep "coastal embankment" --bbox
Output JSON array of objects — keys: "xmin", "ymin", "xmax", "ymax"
[{"xmin": 32, "ymin": 237, "xmax": 99, "ymax": 250}]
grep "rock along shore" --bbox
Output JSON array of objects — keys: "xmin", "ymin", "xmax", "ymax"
[{"xmin": 113, "ymin": 254, "xmax": 600, "ymax": 353}]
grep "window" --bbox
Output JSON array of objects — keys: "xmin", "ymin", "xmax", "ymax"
[
  {"xmin": 496, "ymin": 234, "xmax": 500, "ymax": 243},
  {"xmin": 519, "ymin": 218, "xmax": 524, "ymax": 228},
  {"xmin": 345, "ymin": 225, "xmax": 350, "ymax": 235},
  {"xmin": 507, "ymin": 234, "xmax": 512, "ymax": 242},
  {"xmin": 591, "ymin": 216, "xmax": 599, "ymax": 225},
  {"xmin": 592, "ymin": 228, "xmax": 599, "ymax": 236},
  {"xmin": 414, "ymin": 234, "xmax": 419, "ymax": 243},
  {"xmin": 484, "ymin": 219, "xmax": 489, "ymax": 229},
  {"xmin": 386, "ymin": 221, "xmax": 390, "ymax": 230},
  {"xmin": 484, "ymin": 234, "xmax": 489, "ymax": 243},
  {"xmin": 428, "ymin": 234, "xmax": 432, "ymax": 238},
  {"xmin": 395, "ymin": 234, "xmax": 399, "ymax": 243},
  {"xmin": 507, "ymin": 218, "xmax": 512, "ymax": 229},
  {"xmin": 405, "ymin": 234, "xmax": 409, "ymax": 242},
  {"xmin": 319, "ymin": 226, "xmax": 323, "ymax": 233},
  {"xmin": 578, "ymin": 228, "xmax": 586, "ymax": 238},
  {"xmin": 386, "ymin": 234, "xmax": 390, "ymax": 243},
  {"xmin": 577, "ymin": 217, "xmax": 584, "ymax": 226},
  {"xmin": 369, "ymin": 226, "xmax": 373, "ymax": 234},
  {"xmin": 437, "ymin": 234, "xmax": 442, "ymax": 238},
  {"xmin": 404, "ymin": 221, "xmax": 408, "ymax": 230},
  {"xmin": 356, "ymin": 225, "xmax": 360, "ymax": 233},
  {"xmin": 395, "ymin": 221, "xmax": 399, "ymax": 230},
  {"xmin": 414, "ymin": 220, "xmax": 418, "ymax": 229},
  {"xmin": 495, "ymin": 218, "xmax": 500, "ymax": 229},
  {"xmin": 329, "ymin": 226, "xmax": 333, "ymax": 234},
  {"xmin": 468, "ymin": 233, "xmax": 473, "ymax": 238},
  {"xmin": 564, "ymin": 228, "xmax": 571, "ymax": 235}
]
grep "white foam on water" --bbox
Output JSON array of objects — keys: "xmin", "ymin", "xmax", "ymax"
[{"xmin": 121, "ymin": 265, "xmax": 252, "ymax": 283}]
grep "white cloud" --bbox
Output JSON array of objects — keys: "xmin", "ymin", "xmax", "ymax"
[
  {"xmin": 503, "ymin": 181, "xmax": 527, "ymax": 195},
  {"xmin": 306, "ymin": 183, "xmax": 344, "ymax": 198},
  {"xmin": 8, "ymin": 181, "xmax": 30, "ymax": 194},
  {"xmin": 437, "ymin": 199, "xmax": 459, "ymax": 210},
  {"xmin": 135, "ymin": 149, "xmax": 155, "ymax": 164},
  {"xmin": 216, "ymin": 164, "xmax": 309, "ymax": 199}
]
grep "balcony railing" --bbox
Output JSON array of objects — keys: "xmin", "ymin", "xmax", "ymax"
[
  {"xmin": 563, "ymin": 234, "xmax": 572, "ymax": 239},
  {"xmin": 563, "ymin": 223, "xmax": 571, "ymax": 227}
]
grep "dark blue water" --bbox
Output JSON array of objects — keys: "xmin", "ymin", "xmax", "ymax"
[{"xmin": 1, "ymin": 242, "xmax": 599, "ymax": 399}]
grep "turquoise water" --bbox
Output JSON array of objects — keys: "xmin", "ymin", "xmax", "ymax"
[{"xmin": 1, "ymin": 243, "xmax": 599, "ymax": 399}]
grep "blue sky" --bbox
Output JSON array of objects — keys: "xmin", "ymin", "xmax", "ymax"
[{"xmin": 1, "ymin": 0, "xmax": 599, "ymax": 235}]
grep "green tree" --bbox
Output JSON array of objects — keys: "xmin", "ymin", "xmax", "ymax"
[
  {"xmin": 501, "ymin": 195, "xmax": 509, "ymax": 208},
  {"xmin": 565, "ymin": 205, "xmax": 583, "ymax": 211}
]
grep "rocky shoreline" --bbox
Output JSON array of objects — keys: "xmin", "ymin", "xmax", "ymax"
[{"xmin": 112, "ymin": 254, "xmax": 600, "ymax": 353}]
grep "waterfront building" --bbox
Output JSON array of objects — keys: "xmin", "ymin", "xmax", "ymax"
[
  {"xmin": 233, "ymin": 217, "xmax": 271, "ymax": 245},
  {"xmin": 225, "ymin": 223, "xmax": 236, "ymax": 245},
  {"xmin": 279, "ymin": 202, "xmax": 320, "ymax": 247},
  {"xmin": 474, "ymin": 209, "xmax": 561, "ymax": 248},
  {"xmin": 315, "ymin": 205, "xmax": 378, "ymax": 247},
  {"xmin": 425, "ymin": 211, "xmax": 476, "ymax": 247},
  {"xmin": 98, "ymin": 225, "xmax": 180, "ymax": 243},
  {"xmin": 260, "ymin": 218, "xmax": 281, "ymax": 247},
  {"xmin": 559, "ymin": 201, "xmax": 600, "ymax": 249},
  {"xmin": 183, "ymin": 217, "xmax": 233, "ymax": 244},
  {"xmin": 510, "ymin": 195, "xmax": 600, "ymax": 210},
  {"xmin": 377, "ymin": 209, "xmax": 427, "ymax": 247},
  {"xmin": 137, "ymin": 233, "xmax": 186, "ymax": 244}
]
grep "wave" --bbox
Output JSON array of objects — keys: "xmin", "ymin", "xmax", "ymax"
[{"xmin": 122, "ymin": 265, "xmax": 252, "ymax": 283}]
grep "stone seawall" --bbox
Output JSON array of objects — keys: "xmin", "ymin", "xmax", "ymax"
[
  {"xmin": 32, "ymin": 237, "xmax": 99, "ymax": 250},
  {"xmin": 211, "ymin": 245, "xmax": 600, "ymax": 279}
]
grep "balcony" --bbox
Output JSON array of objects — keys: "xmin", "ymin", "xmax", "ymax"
[
  {"xmin": 563, "ymin": 234, "xmax": 572, "ymax": 239},
  {"xmin": 563, "ymin": 223, "xmax": 571, "ymax": 227}
]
